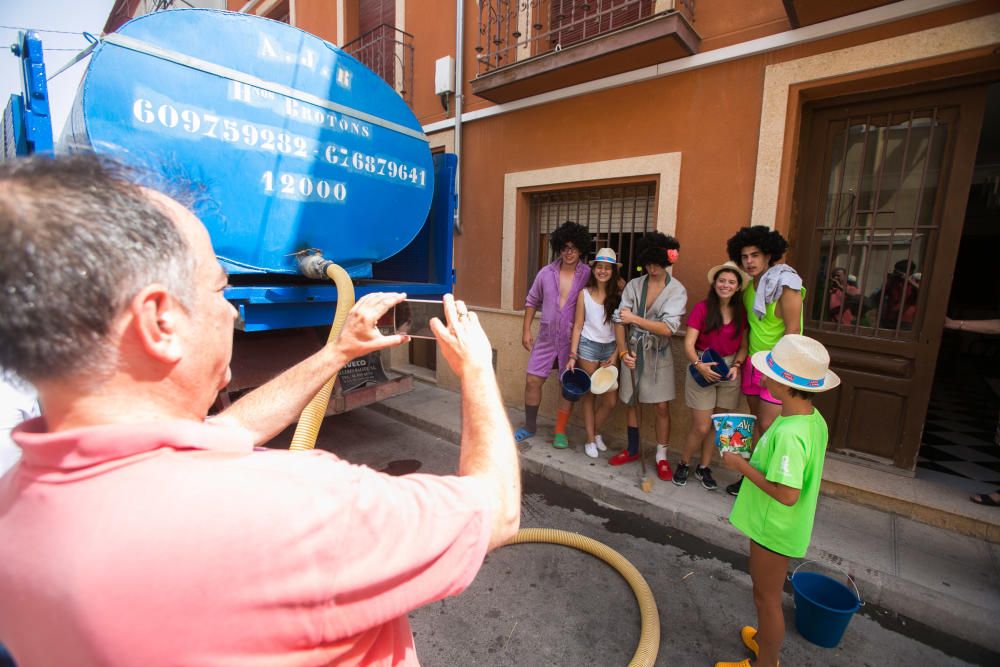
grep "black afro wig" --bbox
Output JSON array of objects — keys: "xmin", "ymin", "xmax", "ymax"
[
  {"xmin": 549, "ymin": 221, "xmax": 591, "ymax": 259},
  {"xmin": 636, "ymin": 231, "xmax": 680, "ymax": 268},
  {"xmin": 726, "ymin": 225, "xmax": 789, "ymax": 265}
]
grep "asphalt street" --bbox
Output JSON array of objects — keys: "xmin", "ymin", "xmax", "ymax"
[{"xmin": 272, "ymin": 407, "xmax": 998, "ymax": 667}]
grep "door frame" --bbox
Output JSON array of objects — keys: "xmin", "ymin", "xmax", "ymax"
[{"xmin": 791, "ymin": 76, "xmax": 990, "ymax": 471}]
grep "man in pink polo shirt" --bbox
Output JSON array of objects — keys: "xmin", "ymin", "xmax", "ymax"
[{"xmin": 0, "ymin": 155, "xmax": 521, "ymax": 666}]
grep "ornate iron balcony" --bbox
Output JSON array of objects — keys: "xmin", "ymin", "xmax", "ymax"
[
  {"xmin": 343, "ymin": 24, "xmax": 415, "ymax": 105},
  {"xmin": 475, "ymin": 0, "xmax": 695, "ymax": 75}
]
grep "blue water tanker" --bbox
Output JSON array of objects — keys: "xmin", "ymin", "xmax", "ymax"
[{"xmin": 59, "ymin": 9, "xmax": 452, "ymax": 331}]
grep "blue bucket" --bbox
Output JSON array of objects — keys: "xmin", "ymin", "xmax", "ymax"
[
  {"xmin": 790, "ymin": 562, "xmax": 862, "ymax": 648},
  {"xmin": 560, "ymin": 368, "xmax": 591, "ymax": 402},
  {"xmin": 688, "ymin": 348, "xmax": 729, "ymax": 387}
]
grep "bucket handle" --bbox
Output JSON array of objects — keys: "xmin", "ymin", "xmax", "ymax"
[{"xmin": 790, "ymin": 560, "xmax": 864, "ymax": 607}]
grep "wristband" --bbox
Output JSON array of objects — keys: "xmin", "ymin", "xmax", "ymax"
[{"xmin": 570, "ymin": 351, "xmax": 578, "ymax": 359}]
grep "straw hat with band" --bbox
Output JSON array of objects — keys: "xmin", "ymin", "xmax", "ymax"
[
  {"xmin": 750, "ymin": 334, "xmax": 840, "ymax": 393},
  {"xmin": 590, "ymin": 247, "xmax": 622, "ymax": 267},
  {"xmin": 706, "ymin": 260, "xmax": 751, "ymax": 290}
]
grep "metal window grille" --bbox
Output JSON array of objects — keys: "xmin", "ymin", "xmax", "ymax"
[
  {"xmin": 528, "ymin": 182, "xmax": 657, "ymax": 290},
  {"xmin": 810, "ymin": 110, "xmax": 949, "ymax": 339},
  {"xmin": 344, "ymin": 25, "xmax": 415, "ymax": 104}
]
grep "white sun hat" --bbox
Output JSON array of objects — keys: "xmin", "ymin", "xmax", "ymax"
[
  {"xmin": 706, "ymin": 260, "xmax": 751, "ymax": 290},
  {"xmin": 590, "ymin": 248, "xmax": 622, "ymax": 267},
  {"xmin": 589, "ymin": 365, "xmax": 619, "ymax": 394},
  {"xmin": 750, "ymin": 334, "xmax": 840, "ymax": 392}
]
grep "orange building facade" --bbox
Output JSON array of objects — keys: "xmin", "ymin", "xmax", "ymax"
[{"xmin": 220, "ymin": 1, "xmax": 1000, "ymax": 480}]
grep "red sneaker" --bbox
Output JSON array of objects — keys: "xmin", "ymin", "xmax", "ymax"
[
  {"xmin": 656, "ymin": 459, "xmax": 673, "ymax": 481},
  {"xmin": 609, "ymin": 450, "xmax": 640, "ymax": 466}
]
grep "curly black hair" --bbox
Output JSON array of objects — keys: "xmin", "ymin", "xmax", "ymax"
[
  {"xmin": 726, "ymin": 225, "xmax": 788, "ymax": 266},
  {"xmin": 549, "ymin": 221, "xmax": 591, "ymax": 259},
  {"xmin": 636, "ymin": 231, "xmax": 680, "ymax": 268}
]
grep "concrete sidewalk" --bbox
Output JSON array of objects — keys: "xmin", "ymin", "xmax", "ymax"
[{"xmin": 371, "ymin": 381, "xmax": 1000, "ymax": 654}]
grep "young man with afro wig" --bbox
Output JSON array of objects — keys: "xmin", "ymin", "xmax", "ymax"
[
  {"xmin": 724, "ymin": 225, "xmax": 805, "ymax": 496},
  {"xmin": 516, "ymin": 221, "xmax": 592, "ymax": 448},
  {"xmin": 611, "ymin": 232, "xmax": 687, "ymax": 482}
]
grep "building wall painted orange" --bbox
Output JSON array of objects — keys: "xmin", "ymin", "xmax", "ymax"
[
  {"xmin": 452, "ymin": 56, "xmax": 768, "ymax": 308},
  {"xmin": 293, "ymin": 0, "xmax": 339, "ymax": 44},
  {"xmin": 405, "ymin": 1, "xmax": 459, "ymax": 124},
  {"xmin": 442, "ymin": 1, "xmax": 999, "ymax": 309}
]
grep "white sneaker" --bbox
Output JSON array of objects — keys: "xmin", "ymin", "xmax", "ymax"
[
  {"xmin": 594, "ymin": 435, "xmax": 607, "ymax": 451},
  {"xmin": 584, "ymin": 442, "xmax": 599, "ymax": 458}
]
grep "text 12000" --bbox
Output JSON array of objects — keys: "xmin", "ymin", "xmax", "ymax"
[{"xmin": 262, "ymin": 171, "xmax": 347, "ymax": 203}]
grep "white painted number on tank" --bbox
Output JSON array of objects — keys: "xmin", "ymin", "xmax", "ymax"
[
  {"xmin": 131, "ymin": 98, "xmax": 426, "ymax": 189},
  {"xmin": 262, "ymin": 170, "xmax": 347, "ymax": 203}
]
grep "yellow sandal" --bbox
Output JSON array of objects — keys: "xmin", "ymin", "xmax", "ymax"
[{"xmin": 741, "ymin": 626, "xmax": 759, "ymax": 658}]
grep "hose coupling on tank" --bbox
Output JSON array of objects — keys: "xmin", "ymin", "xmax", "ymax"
[{"xmin": 295, "ymin": 248, "xmax": 334, "ymax": 280}]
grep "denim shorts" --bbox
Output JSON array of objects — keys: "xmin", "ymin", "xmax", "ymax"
[{"xmin": 578, "ymin": 336, "xmax": 617, "ymax": 363}]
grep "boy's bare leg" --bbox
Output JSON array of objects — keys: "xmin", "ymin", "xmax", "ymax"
[{"xmin": 749, "ymin": 540, "xmax": 789, "ymax": 667}]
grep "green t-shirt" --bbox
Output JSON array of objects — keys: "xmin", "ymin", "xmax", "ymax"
[
  {"xmin": 743, "ymin": 281, "xmax": 806, "ymax": 354},
  {"xmin": 728, "ymin": 409, "xmax": 829, "ymax": 557}
]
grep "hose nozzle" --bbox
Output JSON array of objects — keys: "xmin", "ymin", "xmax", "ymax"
[{"xmin": 295, "ymin": 248, "xmax": 333, "ymax": 280}]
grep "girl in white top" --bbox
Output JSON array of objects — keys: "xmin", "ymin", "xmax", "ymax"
[{"xmin": 568, "ymin": 248, "xmax": 623, "ymax": 458}]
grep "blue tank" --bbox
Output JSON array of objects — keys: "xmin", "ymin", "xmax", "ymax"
[{"xmin": 63, "ymin": 8, "xmax": 433, "ymax": 280}]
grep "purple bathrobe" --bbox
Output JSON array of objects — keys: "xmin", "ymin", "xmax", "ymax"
[{"xmin": 525, "ymin": 259, "xmax": 591, "ymax": 378}]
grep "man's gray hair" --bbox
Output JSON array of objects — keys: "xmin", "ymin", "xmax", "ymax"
[{"xmin": 0, "ymin": 154, "xmax": 197, "ymax": 382}]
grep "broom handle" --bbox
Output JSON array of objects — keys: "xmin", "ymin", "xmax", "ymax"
[{"xmin": 629, "ymin": 337, "xmax": 646, "ymax": 474}]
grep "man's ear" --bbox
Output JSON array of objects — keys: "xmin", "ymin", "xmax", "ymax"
[{"xmin": 129, "ymin": 284, "xmax": 186, "ymax": 364}]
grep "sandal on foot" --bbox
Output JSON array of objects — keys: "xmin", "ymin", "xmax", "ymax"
[
  {"xmin": 714, "ymin": 659, "xmax": 751, "ymax": 667},
  {"xmin": 514, "ymin": 427, "xmax": 535, "ymax": 443},
  {"xmin": 552, "ymin": 433, "xmax": 569, "ymax": 449},
  {"xmin": 970, "ymin": 492, "xmax": 1000, "ymax": 506},
  {"xmin": 741, "ymin": 626, "xmax": 759, "ymax": 658}
]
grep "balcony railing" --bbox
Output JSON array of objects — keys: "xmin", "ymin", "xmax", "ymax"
[
  {"xmin": 343, "ymin": 24, "xmax": 415, "ymax": 104},
  {"xmin": 475, "ymin": 0, "xmax": 695, "ymax": 75}
]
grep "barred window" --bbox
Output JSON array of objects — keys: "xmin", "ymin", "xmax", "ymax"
[{"xmin": 528, "ymin": 182, "xmax": 657, "ymax": 291}]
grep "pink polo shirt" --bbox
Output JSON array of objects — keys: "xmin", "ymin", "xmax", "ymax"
[{"xmin": 0, "ymin": 418, "xmax": 493, "ymax": 666}]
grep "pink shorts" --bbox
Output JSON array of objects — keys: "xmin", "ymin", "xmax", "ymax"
[{"xmin": 741, "ymin": 361, "xmax": 782, "ymax": 405}]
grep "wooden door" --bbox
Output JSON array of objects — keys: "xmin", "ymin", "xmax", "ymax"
[
  {"xmin": 794, "ymin": 85, "xmax": 986, "ymax": 471},
  {"xmin": 357, "ymin": 0, "xmax": 396, "ymax": 86}
]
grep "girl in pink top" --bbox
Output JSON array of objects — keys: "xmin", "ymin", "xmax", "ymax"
[{"xmin": 674, "ymin": 262, "xmax": 749, "ymax": 489}]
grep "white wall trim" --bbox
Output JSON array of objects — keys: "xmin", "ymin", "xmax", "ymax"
[
  {"xmin": 501, "ymin": 153, "xmax": 682, "ymax": 311},
  {"xmin": 336, "ymin": 0, "xmax": 345, "ymax": 46},
  {"xmin": 750, "ymin": 12, "xmax": 1000, "ymax": 228},
  {"xmin": 423, "ymin": 0, "xmax": 970, "ymax": 135}
]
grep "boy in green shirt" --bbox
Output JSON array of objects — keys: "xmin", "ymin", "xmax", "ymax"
[{"xmin": 716, "ymin": 335, "xmax": 840, "ymax": 667}]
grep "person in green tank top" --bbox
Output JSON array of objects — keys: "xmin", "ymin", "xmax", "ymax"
[
  {"xmin": 724, "ymin": 226, "xmax": 805, "ymax": 497},
  {"xmin": 715, "ymin": 335, "xmax": 840, "ymax": 667}
]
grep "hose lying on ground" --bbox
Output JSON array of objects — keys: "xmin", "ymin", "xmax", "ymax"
[{"xmin": 504, "ymin": 527, "xmax": 660, "ymax": 667}]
